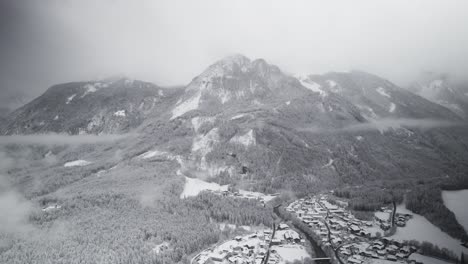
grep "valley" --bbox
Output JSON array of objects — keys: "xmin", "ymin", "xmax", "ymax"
[{"xmin": 1, "ymin": 55, "xmax": 468, "ymax": 264}]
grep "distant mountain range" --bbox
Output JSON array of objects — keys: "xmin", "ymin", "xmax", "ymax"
[{"xmin": 2, "ymin": 55, "xmax": 468, "ymax": 193}]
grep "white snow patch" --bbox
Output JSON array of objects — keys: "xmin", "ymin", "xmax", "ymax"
[
  {"xmin": 442, "ymin": 189, "xmax": 468, "ymax": 232},
  {"xmin": 230, "ymin": 129, "xmax": 256, "ymax": 147},
  {"xmin": 66, "ymin": 94, "xmax": 76, "ymax": 104},
  {"xmin": 271, "ymin": 244, "xmax": 311, "ymax": 263},
  {"xmin": 219, "ymin": 223, "xmax": 237, "ymax": 231},
  {"xmin": 53, "ymin": 115, "xmax": 59, "ymax": 120},
  {"xmin": 285, "ymin": 101, "xmax": 291, "ymax": 105},
  {"xmin": 64, "ymin": 160, "xmax": 92, "ymax": 167},
  {"xmin": 376, "ymin": 87, "xmax": 391, "ymax": 98},
  {"xmin": 171, "ymin": 91, "xmax": 202, "ymax": 119},
  {"xmin": 356, "ymin": 136, "xmax": 364, "ymax": 141},
  {"xmin": 180, "ymin": 176, "xmax": 228, "ymax": 198},
  {"xmin": 191, "ymin": 116, "xmax": 215, "ymax": 132},
  {"xmin": 82, "ymin": 84, "xmax": 97, "ymax": 97},
  {"xmin": 299, "ymin": 79, "xmax": 327, "ymax": 96},
  {"xmin": 192, "ymin": 128, "xmax": 220, "ymax": 156},
  {"xmin": 391, "ymin": 204, "xmax": 468, "ymax": 254},
  {"xmin": 113, "ymin": 110, "xmax": 126, "ymax": 117},
  {"xmin": 326, "ymin": 80, "xmax": 337, "ymax": 87},
  {"xmin": 42, "ymin": 204, "xmax": 61, "ymax": 212},
  {"xmin": 322, "ymin": 158, "xmax": 334, "ymax": 168},
  {"xmin": 238, "ymin": 190, "xmax": 277, "ymax": 202},
  {"xmin": 231, "ymin": 113, "xmax": 247, "ymax": 120},
  {"xmin": 152, "ymin": 242, "xmax": 169, "ymax": 254},
  {"xmin": 139, "ymin": 150, "xmax": 167, "ymax": 159},
  {"xmin": 389, "ymin": 102, "xmax": 396, "ymax": 112}
]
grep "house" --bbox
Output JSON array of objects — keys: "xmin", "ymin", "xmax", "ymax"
[
  {"xmin": 396, "ymin": 221, "xmax": 406, "ymax": 227},
  {"xmin": 210, "ymin": 252, "xmax": 228, "ymax": 262},
  {"xmin": 271, "ymin": 239, "xmax": 282, "ymax": 245},
  {"xmin": 377, "ymin": 250, "xmax": 387, "ymax": 256},
  {"xmin": 278, "ymin": 223, "xmax": 289, "ymax": 230},
  {"xmin": 349, "ymin": 225, "xmax": 361, "ymax": 233},
  {"xmin": 381, "ymin": 222, "xmax": 391, "ymax": 230},
  {"xmin": 387, "ymin": 254, "xmax": 397, "ymax": 261}
]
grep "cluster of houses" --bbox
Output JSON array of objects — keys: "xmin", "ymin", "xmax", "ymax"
[
  {"xmin": 286, "ymin": 194, "xmax": 421, "ymax": 264},
  {"xmin": 194, "ymin": 230, "xmax": 272, "ymax": 264},
  {"xmin": 394, "ymin": 213, "xmax": 413, "ymax": 227},
  {"xmin": 339, "ymin": 239, "xmax": 417, "ymax": 264},
  {"xmin": 193, "ymin": 223, "xmax": 306, "ymax": 264}
]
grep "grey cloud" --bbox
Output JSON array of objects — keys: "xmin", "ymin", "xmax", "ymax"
[{"xmin": 1, "ymin": 0, "xmax": 468, "ymax": 108}]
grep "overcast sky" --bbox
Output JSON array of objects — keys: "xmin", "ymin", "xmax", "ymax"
[{"xmin": 1, "ymin": 0, "xmax": 468, "ymax": 107}]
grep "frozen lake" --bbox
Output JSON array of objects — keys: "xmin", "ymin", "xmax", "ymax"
[{"xmin": 391, "ymin": 204, "xmax": 468, "ymax": 255}]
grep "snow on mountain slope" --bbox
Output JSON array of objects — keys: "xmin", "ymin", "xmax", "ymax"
[
  {"xmin": 2, "ymin": 78, "xmax": 176, "ymax": 135},
  {"xmin": 410, "ymin": 73, "xmax": 468, "ymax": 119}
]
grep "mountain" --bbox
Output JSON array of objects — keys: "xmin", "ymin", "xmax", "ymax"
[
  {"xmin": 4, "ymin": 56, "xmax": 468, "ymax": 194},
  {"xmin": 409, "ymin": 72, "xmax": 468, "ymax": 119},
  {"xmin": 1, "ymin": 78, "xmax": 179, "ymax": 135},
  {"xmin": 300, "ymin": 71, "xmax": 461, "ymax": 120},
  {"xmin": 134, "ymin": 55, "xmax": 468, "ymax": 194}
]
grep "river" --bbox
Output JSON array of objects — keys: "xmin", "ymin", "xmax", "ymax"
[{"xmin": 273, "ymin": 205, "xmax": 331, "ymax": 264}]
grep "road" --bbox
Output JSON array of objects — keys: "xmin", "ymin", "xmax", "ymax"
[{"xmin": 317, "ymin": 200, "xmax": 344, "ymax": 264}]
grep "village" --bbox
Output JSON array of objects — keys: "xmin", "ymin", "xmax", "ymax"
[
  {"xmin": 285, "ymin": 194, "xmax": 422, "ymax": 264},
  {"xmin": 191, "ymin": 223, "xmax": 310, "ymax": 264}
]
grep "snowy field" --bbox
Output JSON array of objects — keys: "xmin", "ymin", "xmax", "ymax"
[
  {"xmin": 179, "ymin": 176, "xmax": 276, "ymax": 201},
  {"xmin": 408, "ymin": 253, "xmax": 453, "ymax": 264},
  {"xmin": 442, "ymin": 190, "xmax": 468, "ymax": 232},
  {"xmin": 179, "ymin": 176, "xmax": 228, "ymax": 198},
  {"xmin": 391, "ymin": 204, "xmax": 468, "ymax": 254},
  {"xmin": 271, "ymin": 244, "xmax": 311, "ymax": 263}
]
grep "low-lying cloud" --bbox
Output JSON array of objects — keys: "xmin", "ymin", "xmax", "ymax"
[
  {"xmin": 0, "ymin": 133, "xmax": 133, "ymax": 145},
  {"xmin": 298, "ymin": 118, "xmax": 463, "ymax": 134},
  {"xmin": 0, "ymin": 175, "xmax": 34, "ymax": 235}
]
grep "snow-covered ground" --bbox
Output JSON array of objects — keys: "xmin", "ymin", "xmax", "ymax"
[
  {"xmin": 64, "ymin": 160, "xmax": 92, "ymax": 167},
  {"xmin": 374, "ymin": 211, "xmax": 391, "ymax": 222},
  {"xmin": 365, "ymin": 259, "xmax": 403, "ymax": 264},
  {"xmin": 191, "ymin": 116, "xmax": 215, "ymax": 132},
  {"xmin": 139, "ymin": 149, "xmax": 167, "ymax": 159},
  {"xmin": 376, "ymin": 87, "xmax": 391, "ymax": 98},
  {"xmin": 442, "ymin": 189, "xmax": 468, "ymax": 232},
  {"xmin": 113, "ymin": 110, "xmax": 126, "ymax": 117},
  {"xmin": 171, "ymin": 91, "xmax": 202, "ymax": 119},
  {"xmin": 230, "ymin": 130, "xmax": 256, "ymax": 147},
  {"xmin": 271, "ymin": 244, "xmax": 310, "ymax": 264},
  {"xmin": 180, "ymin": 176, "xmax": 229, "ymax": 198},
  {"xmin": 42, "ymin": 204, "xmax": 61, "ymax": 212},
  {"xmin": 192, "ymin": 128, "xmax": 220, "ymax": 156},
  {"xmin": 391, "ymin": 204, "xmax": 468, "ymax": 254},
  {"xmin": 238, "ymin": 190, "xmax": 277, "ymax": 202},
  {"xmin": 66, "ymin": 94, "xmax": 76, "ymax": 104},
  {"xmin": 299, "ymin": 79, "xmax": 327, "ymax": 97},
  {"xmin": 408, "ymin": 253, "xmax": 453, "ymax": 264}
]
